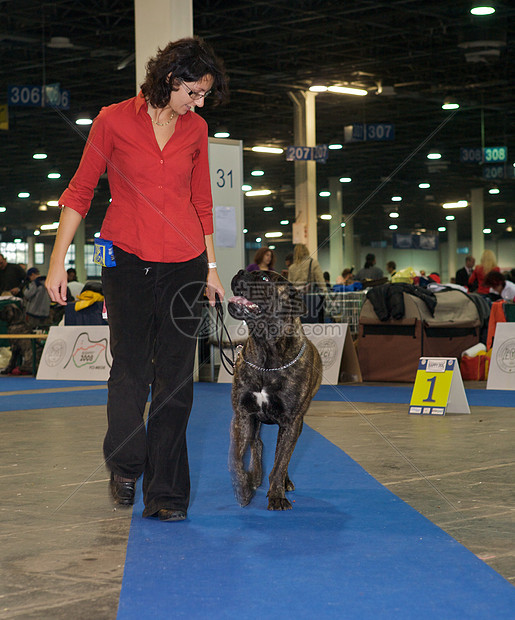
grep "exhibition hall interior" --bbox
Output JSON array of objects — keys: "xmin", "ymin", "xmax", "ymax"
[{"xmin": 0, "ymin": 2, "xmax": 514, "ymax": 619}]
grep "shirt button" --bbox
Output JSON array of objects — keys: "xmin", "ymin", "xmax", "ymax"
[
  {"xmin": 158, "ymin": 185, "xmax": 163, "ymax": 189},
  {"xmin": 160, "ymin": 159, "xmax": 164, "ymax": 164}
]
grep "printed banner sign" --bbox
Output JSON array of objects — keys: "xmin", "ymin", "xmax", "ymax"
[
  {"xmin": 486, "ymin": 323, "xmax": 515, "ymax": 391},
  {"xmin": 217, "ymin": 323, "xmax": 361, "ymax": 385},
  {"xmin": 37, "ymin": 326, "xmax": 112, "ymax": 381},
  {"xmin": 409, "ymin": 357, "xmax": 470, "ymax": 415}
]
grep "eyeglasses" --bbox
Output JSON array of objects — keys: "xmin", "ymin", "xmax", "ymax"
[{"xmin": 179, "ymin": 79, "xmax": 211, "ymax": 101}]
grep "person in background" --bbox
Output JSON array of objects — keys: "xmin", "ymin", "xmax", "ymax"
[
  {"xmin": 484, "ymin": 271, "xmax": 515, "ymax": 302},
  {"xmin": 281, "ymin": 252, "xmax": 293, "ymax": 278},
  {"xmin": 288, "ymin": 244, "xmax": 326, "ymax": 322},
  {"xmin": 468, "ymin": 250, "xmax": 500, "ymax": 295},
  {"xmin": 386, "ymin": 261, "xmax": 396, "ymax": 279},
  {"xmin": 333, "ymin": 268, "xmax": 362, "ymax": 292},
  {"xmin": 45, "ymin": 37, "xmax": 228, "ymax": 523},
  {"xmin": 23, "ymin": 267, "xmax": 51, "ymax": 328},
  {"xmin": 456, "ymin": 255, "xmax": 476, "ymax": 290},
  {"xmin": 355, "ymin": 253, "xmax": 383, "ymax": 281},
  {"xmin": 0, "ymin": 254, "xmax": 26, "ymax": 296},
  {"xmin": 246, "ymin": 247, "xmax": 275, "ymax": 272},
  {"xmin": 66, "ymin": 267, "xmax": 84, "ymax": 299}
]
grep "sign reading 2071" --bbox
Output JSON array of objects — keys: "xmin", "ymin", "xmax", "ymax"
[
  {"xmin": 286, "ymin": 145, "xmax": 328, "ymax": 163},
  {"xmin": 8, "ymin": 84, "xmax": 70, "ymax": 110}
]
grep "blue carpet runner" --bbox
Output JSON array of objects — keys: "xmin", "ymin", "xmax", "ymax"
[{"xmin": 116, "ymin": 384, "xmax": 515, "ymax": 619}]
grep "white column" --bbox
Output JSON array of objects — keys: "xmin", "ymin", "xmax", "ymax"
[
  {"xmin": 74, "ymin": 219, "xmax": 86, "ymax": 282},
  {"xmin": 447, "ymin": 219, "xmax": 457, "ymax": 282},
  {"xmin": 135, "ymin": 0, "xmax": 193, "ymax": 93},
  {"xmin": 470, "ymin": 188, "xmax": 484, "ymax": 261},
  {"xmin": 289, "ymin": 91, "xmax": 318, "ymax": 258},
  {"xmin": 343, "ymin": 215, "xmax": 355, "ymax": 271},
  {"xmin": 27, "ymin": 236, "xmax": 35, "ymax": 268},
  {"xmin": 328, "ymin": 177, "xmax": 343, "ymax": 280}
]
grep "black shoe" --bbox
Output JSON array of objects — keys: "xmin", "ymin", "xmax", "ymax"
[
  {"xmin": 157, "ymin": 509, "xmax": 187, "ymax": 522},
  {"xmin": 110, "ymin": 472, "xmax": 136, "ymax": 506}
]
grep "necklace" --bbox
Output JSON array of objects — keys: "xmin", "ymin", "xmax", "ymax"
[
  {"xmin": 241, "ymin": 342, "xmax": 306, "ymax": 372},
  {"xmin": 152, "ymin": 109, "xmax": 175, "ymax": 126}
]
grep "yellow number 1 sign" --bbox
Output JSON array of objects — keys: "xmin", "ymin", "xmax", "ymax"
[{"xmin": 409, "ymin": 358, "xmax": 470, "ymax": 416}]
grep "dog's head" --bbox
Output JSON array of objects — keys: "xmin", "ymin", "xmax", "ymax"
[
  {"xmin": 0, "ymin": 303, "xmax": 24, "ymax": 325},
  {"xmin": 228, "ymin": 270, "xmax": 305, "ymax": 339}
]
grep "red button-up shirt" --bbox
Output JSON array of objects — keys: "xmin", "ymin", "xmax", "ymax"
[{"xmin": 59, "ymin": 93, "xmax": 213, "ymax": 263}]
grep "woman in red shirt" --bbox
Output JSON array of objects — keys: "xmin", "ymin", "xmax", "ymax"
[
  {"xmin": 46, "ymin": 38, "xmax": 228, "ymax": 522},
  {"xmin": 468, "ymin": 249, "xmax": 500, "ymax": 295}
]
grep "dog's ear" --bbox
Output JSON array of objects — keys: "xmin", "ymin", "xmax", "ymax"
[{"xmin": 286, "ymin": 283, "xmax": 307, "ymax": 317}]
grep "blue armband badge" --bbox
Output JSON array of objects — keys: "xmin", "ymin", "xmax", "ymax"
[{"xmin": 93, "ymin": 238, "xmax": 116, "ymax": 267}]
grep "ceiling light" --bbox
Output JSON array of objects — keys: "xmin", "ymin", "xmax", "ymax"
[
  {"xmin": 489, "ymin": 188, "xmax": 500, "ymax": 194},
  {"xmin": 264, "ymin": 231, "xmax": 283, "ymax": 238},
  {"xmin": 280, "ymin": 220, "xmax": 289, "ymax": 225},
  {"xmin": 438, "ymin": 227, "xmax": 447, "ymax": 232},
  {"xmin": 76, "ymin": 114, "xmax": 92, "ymax": 126},
  {"xmin": 483, "ymin": 228, "xmax": 492, "ymax": 234},
  {"xmin": 214, "ymin": 126, "xmax": 230, "ymax": 138},
  {"xmin": 327, "ymin": 85, "xmax": 368, "ymax": 97},
  {"xmin": 309, "ymin": 85, "xmax": 328, "ymax": 92},
  {"xmin": 320, "ymin": 214, "xmax": 332, "ymax": 220},
  {"xmin": 33, "ymin": 151, "xmax": 48, "ymax": 160},
  {"xmin": 445, "ymin": 215, "xmax": 455, "ymax": 221},
  {"xmin": 339, "ymin": 177, "xmax": 352, "ymax": 183},
  {"xmin": 243, "ymin": 228, "xmax": 248, "ymax": 234},
  {"xmin": 389, "ymin": 224, "xmax": 398, "ymax": 230},
  {"xmin": 341, "ymin": 222, "xmax": 346, "ymax": 227},
  {"xmin": 319, "ymin": 191, "xmax": 331, "ymax": 197},
  {"xmin": 507, "ymin": 226, "xmax": 513, "ymax": 232},
  {"xmin": 47, "ymin": 200, "xmax": 59, "ymax": 207},
  {"xmin": 246, "ymin": 189, "xmax": 272, "ymax": 197},
  {"xmin": 268, "ymin": 245, "xmax": 276, "ymax": 250},
  {"xmin": 497, "ymin": 218, "xmax": 506, "ymax": 224},
  {"xmin": 48, "ymin": 36, "xmax": 74, "ymax": 48},
  {"xmin": 0, "ymin": 206, "xmax": 6, "ymax": 213},
  {"xmin": 34, "ymin": 230, "xmax": 41, "ymax": 236},
  {"xmin": 427, "ymin": 152, "xmax": 442, "ymax": 160},
  {"xmin": 391, "ymin": 196, "xmax": 402, "ymax": 202},
  {"xmin": 263, "ymin": 206, "xmax": 273, "ymax": 212},
  {"xmin": 256, "ymin": 237, "xmax": 262, "ymax": 243},
  {"xmin": 18, "ymin": 192, "xmax": 30, "ymax": 198},
  {"xmin": 419, "ymin": 182, "xmax": 431, "ymax": 189},
  {"xmin": 241, "ymin": 184, "xmax": 252, "ymax": 191},
  {"xmin": 94, "ymin": 232, "xmax": 101, "ymax": 238},
  {"xmin": 328, "ymin": 143, "xmax": 343, "ymax": 150},
  {"xmin": 40, "ymin": 222, "xmax": 59, "ymax": 230},
  {"xmin": 389, "ymin": 212, "xmax": 400, "ymax": 218},
  {"xmin": 470, "ymin": 6, "xmax": 495, "ymax": 16},
  {"xmin": 251, "ymin": 170, "xmax": 264, "ymax": 176},
  {"xmin": 14, "ymin": 238, "xmax": 22, "ymax": 243},
  {"xmin": 47, "ymin": 170, "xmax": 61, "ymax": 179},
  {"xmin": 442, "ymin": 102, "xmax": 459, "ymax": 110},
  {"xmin": 251, "ymin": 146, "xmax": 284, "ymax": 154},
  {"xmin": 442, "ymin": 200, "xmax": 468, "ymax": 209},
  {"xmin": 38, "ymin": 205, "xmax": 47, "ymax": 211}
]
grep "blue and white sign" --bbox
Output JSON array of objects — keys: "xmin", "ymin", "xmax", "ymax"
[
  {"xmin": 483, "ymin": 146, "xmax": 507, "ymax": 163},
  {"xmin": 286, "ymin": 145, "xmax": 328, "ymax": 162},
  {"xmin": 8, "ymin": 84, "xmax": 70, "ymax": 110},
  {"xmin": 344, "ymin": 123, "xmax": 394, "ymax": 143},
  {"xmin": 460, "ymin": 147, "xmax": 482, "ymax": 163}
]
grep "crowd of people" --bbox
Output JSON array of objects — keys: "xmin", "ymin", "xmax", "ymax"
[{"xmin": 245, "ymin": 246, "xmax": 515, "ymax": 304}]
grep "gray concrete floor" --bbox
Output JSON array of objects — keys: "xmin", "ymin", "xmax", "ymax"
[{"xmin": 0, "ymin": 383, "xmax": 513, "ymax": 619}]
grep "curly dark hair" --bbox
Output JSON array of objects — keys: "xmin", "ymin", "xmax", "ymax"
[
  {"xmin": 254, "ymin": 247, "xmax": 276, "ymax": 269},
  {"xmin": 140, "ymin": 37, "xmax": 229, "ymax": 108}
]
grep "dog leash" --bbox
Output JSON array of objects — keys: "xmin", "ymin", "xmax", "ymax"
[{"xmin": 214, "ymin": 293, "xmax": 238, "ymax": 376}]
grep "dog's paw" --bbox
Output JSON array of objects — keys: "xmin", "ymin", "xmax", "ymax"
[
  {"xmin": 285, "ymin": 476, "xmax": 295, "ymax": 492},
  {"xmin": 267, "ymin": 496, "xmax": 292, "ymax": 511},
  {"xmin": 233, "ymin": 480, "xmax": 256, "ymax": 507}
]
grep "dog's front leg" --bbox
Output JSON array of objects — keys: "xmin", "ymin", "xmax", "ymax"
[
  {"xmin": 229, "ymin": 414, "xmax": 261, "ymax": 506},
  {"xmin": 267, "ymin": 417, "xmax": 303, "ymax": 510}
]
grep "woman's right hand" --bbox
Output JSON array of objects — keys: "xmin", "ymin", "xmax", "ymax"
[{"xmin": 45, "ymin": 263, "xmax": 68, "ymax": 305}]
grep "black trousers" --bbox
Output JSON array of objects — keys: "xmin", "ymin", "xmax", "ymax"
[{"xmin": 102, "ymin": 246, "xmax": 207, "ymax": 516}]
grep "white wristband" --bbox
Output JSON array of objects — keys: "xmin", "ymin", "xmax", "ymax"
[{"xmin": 208, "ymin": 262, "xmax": 217, "ymax": 269}]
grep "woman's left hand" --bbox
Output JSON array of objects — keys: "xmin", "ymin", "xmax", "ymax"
[{"xmin": 205, "ymin": 269, "xmax": 225, "ymax": 307}]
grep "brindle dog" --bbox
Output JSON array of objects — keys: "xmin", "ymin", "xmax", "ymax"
[{"xmin": 227, "ymin": 269, "xmax": 322, "ymax": 510}]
